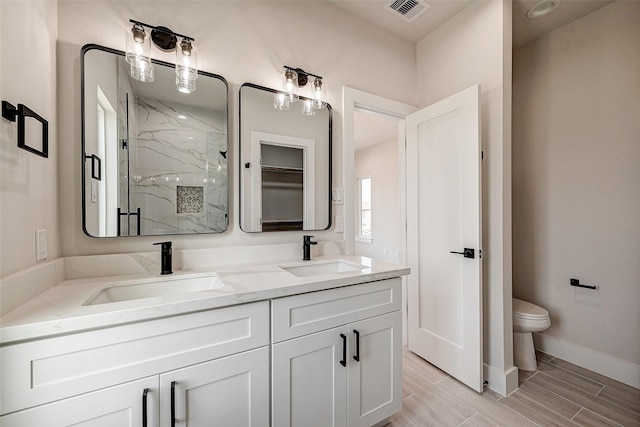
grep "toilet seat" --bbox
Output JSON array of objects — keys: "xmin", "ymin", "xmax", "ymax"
[
  {"xmin": 513, "ymin": 298, "xmax": 550, "ymax": 333},
  {"xmin": 513, "ymin": 298, "xmax": 549, "ymax": 320}
]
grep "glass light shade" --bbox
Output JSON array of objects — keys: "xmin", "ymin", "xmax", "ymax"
[
  {"xmin": 130, "ymin": 59, "xmax": 154, "ymax": 82},
  {"xmin": 301, "ymin": 99, "xmax": 315, "ymax": 116},
  {"xmin": 273, "ymin": 92, "xmax": 290, "ymax": 110},
  {"xmin": 125, "ymin": 25, "xmax": 154, "ymax": 82},
  {"xmin": 176, "ymin": 39, "xmax": 198, "ymax": 93},
  {"xmin": 312, "ymin": 77, "xmax": 326, "ymax": 109},
  {"xmin": 283, "ymin": 68, "xmax": 299, "ymax": 102}
]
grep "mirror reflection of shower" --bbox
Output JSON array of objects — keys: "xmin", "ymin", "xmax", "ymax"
[{"xmin": 82, "ymin": 46, "xmax": 229, "ymax": 238}]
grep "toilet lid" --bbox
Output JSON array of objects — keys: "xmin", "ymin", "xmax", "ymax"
[{"xmin": 513, "ymin": 298, "xmax": 549, "ymax": 320}]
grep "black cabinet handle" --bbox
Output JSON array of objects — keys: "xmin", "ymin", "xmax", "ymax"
[
  {"xmin": 142, "ymin": 388, "xmax": 149, "ymax": 427},
  {"xmin": 353, "ymin": 330, "xmax": 360, "ymax": 362},
  {"xmin": 171, "ymin": 381, "xmax": 176, "ymax": 427},
  {"xmin": 340, "ymin": 333, "xmax": 347, "ymax": 367}
]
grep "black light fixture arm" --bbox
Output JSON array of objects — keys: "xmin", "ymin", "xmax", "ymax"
[
  {"xmin": 284, "ymin": 65, "xmax": 322, "ymax": 87},
  {"xmin": 129, "ymin": 19, "xmax": 194, "ymax": 42}
]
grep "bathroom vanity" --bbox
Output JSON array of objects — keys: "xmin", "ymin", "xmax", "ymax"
[{"xmin": 0, "ymin": 255, "xmax": 408, "ymax": 427}]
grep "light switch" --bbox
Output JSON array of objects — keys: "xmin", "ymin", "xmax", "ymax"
[
  {"xmin": 36, "ymin": 229, "xmax": 47, "ymax": 261},
  {"xmin": 332, "ymin": 188, "xmax": 344, "ymax": 205},
  {"xmin": 91, "ymin": 181, "xmax": 98, "ymax": 203}
]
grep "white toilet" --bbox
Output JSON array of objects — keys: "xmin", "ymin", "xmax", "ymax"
[{"xmin": 512, "ymin": 298, "xmax": 551, "ymax": 371}]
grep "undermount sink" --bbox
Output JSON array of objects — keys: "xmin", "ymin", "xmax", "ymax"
[
  {"xmin": 83, "ymin": 274, "xmax": 224, "ymax": 306},
  {"xmin": 281, "ymin": 260, "xmax": 368, "ymax": 277}
]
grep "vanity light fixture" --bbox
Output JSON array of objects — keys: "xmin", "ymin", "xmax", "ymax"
[
  {"xmin": 274, "ymin": 66, "xmax": 326, "ymax": 115},
  {"xmin": 126, "ymin": 19, "xmax": 198, "ymax": 92}
]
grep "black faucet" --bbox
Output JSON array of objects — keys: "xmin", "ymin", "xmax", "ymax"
[
  {"xmin": 302, "ymin": 235, "xmax": 317, "ymax": 261},
  {"xmin": 153, "ymin": 241, "xmax": 173, "ymax": 275}
]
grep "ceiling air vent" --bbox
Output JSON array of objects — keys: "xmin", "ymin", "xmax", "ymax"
[{"xmin": 385, "ymin": 0, "xmax": 432, "ymax": 23}]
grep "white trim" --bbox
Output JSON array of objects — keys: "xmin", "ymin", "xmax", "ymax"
[
  {"xmin": 534, "ymin": 333, "xmax": 640, "ymax": 389},
  {"xmin": 342, "ymin": 88, "xmax": 417, "ymax": 347},
  {"xmin": 483, "ymin": 363, "xmax": 519, "ymax": 397},
  {"xmin": 342, "ymin": 87, "xmax": 418, "ymax": 256}
]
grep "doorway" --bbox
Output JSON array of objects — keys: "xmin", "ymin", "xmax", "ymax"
[{"xmin": 342, "ymin": 87, "xmax": 417, "ymax": 343}]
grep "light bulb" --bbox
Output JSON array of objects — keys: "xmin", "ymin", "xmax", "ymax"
[
  {"xmin": 312, "ymin": 77, "xmax": 326, "ymax": 109},
  {"xmin": 125, "ymin": 24, "xmax": 153, "ymax": 82},
  {"xmin": 176, "ymin": 39, "xmax": 198, "ymax": 93},
  {"xmin": 283, "ymin": 68, "xmax": 299, "ymax": 102}
]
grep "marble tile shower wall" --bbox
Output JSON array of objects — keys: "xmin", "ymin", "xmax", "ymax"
[{"xmin": 131, "ymin": 97, "xmax": 227, "ymax": 234}]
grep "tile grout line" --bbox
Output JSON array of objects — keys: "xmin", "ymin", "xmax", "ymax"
[
  {"xmin": 530, "ymin": 371, "xmax": 635, "ymax": 426},
  {"xmin": 542, "ymin": 363, "xmax": 640, "ymax": 417},
  {"xmin": 456, "ymin": 411, "xmax": 478, "ymax": 426},
  {"xmin": 505, "ymin": 383, "xmax": 583, "ymax": 423},
  {"xmin": 546, "ymin": 358, "xmax": 607, "ymax": 390},
  {"xmin": 495, "ymin": 395, "xmax": 544, "ymax": 427}
]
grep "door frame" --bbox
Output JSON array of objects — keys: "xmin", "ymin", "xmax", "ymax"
[{"xmin": 342, "ymin": 87, "xmax": 417, "ymax": 344}]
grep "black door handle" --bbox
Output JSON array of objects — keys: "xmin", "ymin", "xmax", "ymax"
[
  {"xmin": 450, "ymin": 248, "xmax": 475, "ymax": 259},
  {"xmin": 353, "ymin": 330, "xmax": 360, "ymax": 362},
  {"xmin": 340, "ymin": 333, "xmax": 347, "ymax": 367}
]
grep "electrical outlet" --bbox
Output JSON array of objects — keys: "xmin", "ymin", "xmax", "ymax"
[
  {"xmin": 36, "ymin": 229, "xmax": 47, "ymax": 261},
  {"xmin": 334, "ymin": 215, "xmax": 344, "ymax": 233}
]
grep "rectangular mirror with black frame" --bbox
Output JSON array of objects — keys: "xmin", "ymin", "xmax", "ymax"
[
  {"xmin": 239, "ymin": 83, "xmax": 332, "ymax": 232},
  {"xmin": 81, "ymin": 44, "xmax": 229, "ymax": 237}
]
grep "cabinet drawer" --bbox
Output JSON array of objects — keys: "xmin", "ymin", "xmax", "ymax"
[
  {"xmin": 1, "ymin": 301, "xmax": 269, "ymax": 415},
  {"xmin": 272, "ymin": 278, "xmax": 401, "ymax": 343}
]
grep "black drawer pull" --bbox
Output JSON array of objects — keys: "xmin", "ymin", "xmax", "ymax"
[
  {"xmin": 340, "ymin": 333, "xmax": 347, "ymax": 367},
  {"xmin": 171, "ymin": 381, "xmax": 176, "ymax": 427},
  {"xmin": 353, "ymin": 330, "xmax": 360, "ymax": 362},
  {"xmin": 142, "ymin": 388, "xmax": 149, "ymax": 427}
]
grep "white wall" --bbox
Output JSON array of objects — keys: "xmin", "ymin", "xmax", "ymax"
[
  {"xmin": 56, "ymin": 0, "xmax": 416, "ymax": 257},
  {"xmin": 354, "ymin": 140, "xmax": 401, "ymax": 264},
  {"xmin": 0, "ymin": 0, "xmax": 59, "ymax": 277},
  {"xmin": 513, "ymin": 0, "xmax": 640, "ymax": 374},
  {"xmin": 416, "ymin": 0, "xmax": 515, "ymax": 394}
]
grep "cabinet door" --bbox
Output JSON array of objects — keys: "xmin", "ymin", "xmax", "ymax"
[
  {"xmin": 0, "ymin": 376, "xmax": 158, "ymax": 427},
  {"xmin": 159, "ymin": 346, "xmax": 269, "ymax": 427},
  {"xmin": 272, "ymin": 326, "xmax": 348, "ymax": 427},
  {"xmin": 348, "ymin": 311, "xmax": 402, "ymax": 427}
]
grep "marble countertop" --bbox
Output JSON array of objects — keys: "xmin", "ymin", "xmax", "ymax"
[{"xmin": 0, "ymin": 256, "xmax": 409, "ymax": 345}]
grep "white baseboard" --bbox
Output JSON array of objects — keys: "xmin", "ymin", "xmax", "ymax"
[
  {"xmin": 484, "ymin": 363, "xmax": 519, "ymax": 397},
  {"xmin": 534, "ymin": 333, "xmax": 640, "ymax": 389}
]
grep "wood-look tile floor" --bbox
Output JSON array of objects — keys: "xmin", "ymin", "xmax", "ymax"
[{"xmin": 388, "ymin": 347, "xmax": 640, "ymax": 427}]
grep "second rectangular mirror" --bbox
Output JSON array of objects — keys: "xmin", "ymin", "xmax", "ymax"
[{"xmin": 239, "ymin": 83, "xmax": 332, "ymax": 232}]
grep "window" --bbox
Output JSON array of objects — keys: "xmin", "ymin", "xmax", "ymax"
[{"xmin": 356, "ymin": 177, "xmax": 372, "ymax": 242}]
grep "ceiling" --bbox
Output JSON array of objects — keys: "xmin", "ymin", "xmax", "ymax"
[
  {"xmin": 346, "ymin": 0, "xmax": 615, "ymax": 150},
  {"xmin": 330, "ymin": 0, "xmax": 614, "ymax": 47}
]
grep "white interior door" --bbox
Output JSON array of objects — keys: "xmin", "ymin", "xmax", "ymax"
[{"xmin": 406, "ymin": 84, "xmax": 483, "ymax": 392}]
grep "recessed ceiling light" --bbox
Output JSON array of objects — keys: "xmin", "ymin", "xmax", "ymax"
[
  {"xmin": 177, "ymin": 114, "xmax": 187, "ymax": 120},
  {"xmin": 527, "ymin": 0, "xmax": 560, "ymax": 19}
]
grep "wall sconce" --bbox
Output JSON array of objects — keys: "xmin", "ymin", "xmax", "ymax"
[
  {"xmin": 125, "ymin": 19, "xmax": 198, "ymax": 93},
  {"xmin": 274, "ymin": 66, "xmax": 326, "ymax": 115}
]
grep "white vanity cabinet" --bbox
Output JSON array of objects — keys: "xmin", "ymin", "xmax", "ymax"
[
  {"xmin": 271, "ymin": 278, "xmax": 403, "ymax": 427},
  {"xmin": 0, "ymin": 301, "xmax": 270, "ymax": 427},
  {"xmin": 0, "ymin": 376, "xmax": 159, "ymax": 427},
  {"xmin": 159, "ymin": 346, "xmax": 269, "ymax": 427}
]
